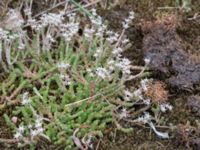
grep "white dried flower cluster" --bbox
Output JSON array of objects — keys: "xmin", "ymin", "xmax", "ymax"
[
  {"xmin": 25, "ymin": 10, "xmax": 79, "ymax": 51},
  {"xmin": 57, "ymin": 62, "xmax": 70, "ymax": 69},
  {"xmin": 133, "ymin": 79, "xmax": 152, "ymax": 104},
  {"xmin": 80, "ymin": 9, "xmax": 134, "ymax": 84},
  {"xmin": 112, "ymin": 47, "xmax": 123, "ymax": 56},
  {"xmin": 40, "ymin": 13, "xmax": 64, "ymax": 27},
  {"xmin": 97, "ymin": 57, "xmax": 131, "ymax": 81},
  {"xmin": 90, "ymin": 8, "xmax": 103, "ymax": 26},
  {"xmin": 0, "ymin": 9, "xmax": 26, "ymax": 64},
  {"xmin": 4, "ymin": 9, "xmax": 24, "ymax": 30},
  {"xmin": 106, "ymin": 32, "xmax": 120, "ymax": 44},
  {"xmin": 122, "ymin": 11, "xmax": 135, "ymax": 29},
  {"xmin": 96, "ymin": 67, "xmax": 110, "ymax": 80},
  {"xmin": 119, "ymin": 108, "xmax": 129, "ymax": 119},
  {"xmin": 96, "ymin": 24, "xmax": 107, "ymax": 37},
  {"xmin": 140, "ymin": 78, "xmax": 150, "ymax": 91},
  {"xmin": 24, "ymin": 8, "xmax": 32, "ymax": 17},
  {"xmin": 21, "ymin": 92, "xmax": 31, "ymax": 105},
  {"xmin": 0, "ymin": 28, "xmax": 9, "ymax": 40},
  {"xmin": 107, "ymin": 59, "xmax": 115, "ymax": 71},
  {"xmin": 115, "ymin": 58, "xmax": 131, "ymax": 76},
  {"xmin": 94, "ymin": 48, "xmax": 102, "ymax": 58},
  {"xmin": 57, "ymin": 62, "xmax": 71, "ymax": 85},
  {"xmin": 60, "ymin": 74, "xmax": 71, "ymax": 86},
  {"xmin": 94, "ymin": 11, "xmax": 134, "ymax": 80},
  {"xmin": 15, "ymin": 91, "xmax": 46, "ymax": 141},
  {"xmin": 143, "ymin": 99, "xmax": 151, "ymax": 105},
  {"xmin": 0, "ymin": 28, "xmax": 20, "ymax": 41},
  {"xmin": 133, "ymin": 88, "xmax": 143, "ymax": 99},
  {"xmin": 14, "ymin": 125, "xmax": 25, "ymax": 139},
  {"xmin": 86, "ymin": 68, "xmax": 95, "ymax": 77},
  {"xmin": 30, "ymin": 116, "xmax": 44, "ymax": 139},
  {"xmin": 136, "ymin": 112, "xmax": 151, "ymax": 124},
  {"xmin": 95, "ymin": 58, "xmax": 131, "ymax": 81},
  {"xmin": 14, "ymin": 115, "xmax": 45, "ymax": 140},
  {"xmin": 160, "ymin": 103, "xmax": 173, "ymax": 112},
  {"xmin": 122, "ymin": 38, "xmax": 129, "ymax": 45},
  {"xmin": 84, "ymin": 28, "xmax": 95, "ymax": 39},
  {"xmin": 144, "ymin": 57, "xmax": 150, "ymax": 65},
  {"xmin": 27, "ymin": 18, "xmax": 38, "ymax": 30},
  {"xmin": 124, "ymin": 89, "xmax": 133, "ymax": 101},
  {"xmin": 84, "ymin": 9, "xmax": 106, "ymax": 41},
  {"xmin": 96, "ymin": 58, "xmax": 131, "ymax": 80},
  {"xmin": 61, "ymin": 13, "xmax": 79, "ymax": 42}
]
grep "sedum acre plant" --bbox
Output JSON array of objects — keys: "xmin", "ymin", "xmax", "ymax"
[{"xmin": 1, "ymin": 3, "xmax": 136, "ymax": 149}]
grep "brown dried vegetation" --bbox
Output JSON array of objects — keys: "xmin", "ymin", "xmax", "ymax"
[
  {"xmin": 174, "ymin": 122, "xmax": 200, "ymax": 150},
  {"xmin": 144, "ymin": 81, "xmax": 168, "ymax": 103}
]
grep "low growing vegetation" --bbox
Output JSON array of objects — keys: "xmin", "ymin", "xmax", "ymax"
[
  {"xmin": 1, "ymin": 0, "xmax": 200, "ymax": 149},
  {"xmin": 0, "ymin": 3, "xmax": 138, "ymax": 149}
]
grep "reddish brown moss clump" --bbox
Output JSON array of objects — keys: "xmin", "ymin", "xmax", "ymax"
[{"xmin": 144, "ymin": 80, "xmax": 168, "ymax": 103}]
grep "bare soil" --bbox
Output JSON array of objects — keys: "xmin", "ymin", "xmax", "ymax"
[{"xmin": 98, "ymin": 0, "xmax": 200, "ymax": 150}]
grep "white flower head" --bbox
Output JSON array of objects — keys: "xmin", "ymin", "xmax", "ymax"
[
  {"xmin": 94, "ymin": 48, "xmax": 102, "ymax": 58},
  {"xmin": 60, "ymin": 74, "xmax": 71, "ymax": 85},
  {"xmin": 36, "ymin": 116, "xmax": 43, "ymax": 123},
  {"xmin": 18, "ymin": 125, "xmax": 25, "ymax": 133},
  {"xmin": 40, "ymin": 13, "xmax": 64, "ymax": 27},
  {"xmin": 35, "ymin": 122, "xmax": 42, "ymax": 129},
  {"xmin": 30, "ymin": 128, "xmax": 44, "ymax": 138},
  {"xmin": 14, "ymin": 132, "xmax": 22, "ymax": 139},
  {"xmin": 107, "ymin": 59, "xmax": 115, "ymax": 71},
  {"xmin": 115, "ymin": 58, "xmax": 131, "ymax": 76},
  {"xmin": 37, "ymin": 127, "xmax": 44, "ymax": 133},
  {"xmin": 57, "ymin": 62, "xmax": 70, "ymax": 69},
  {"xmin": 143, "ymin": 99, "xmax": 151, "ymax": 105},
  {"xmin": 91, "ymin": 8, "xmax": 97, "ymax": 16},
  {"xmin": 30, "ymin": 129, "xmax": 38, "ymax": 138},
  {"xmin": 129, "ymin": 11, "xmax": 135, "ymax": 20},
  {"xmin": 140, "ymin": 78, "xmax": 150, "ymax": 91},
  {"xmin": 96, "ymin": 67, "xmax": 110, "ymax": 79},
  {"xmin": 120, "ymin": 108, "xmax": 129, "ymax": 118},
  {"xmin": 123, "ymin": 22, "xmax": 129, "ymax": 29},
  {"xmin": 107, "ymin": 60, "xmax": 115, "ymax": 65},
  {"xmin": 112, "ymin": 47, "xmax": 123, "ymax": 55},
  {"xmin": 122, "ymin": 38, "xmax": 129, "ymax": 44},
  {"xmin": 122, "ymin": 11, "xmax": 134, "ymax": 29},
  {"xmin": 87, "ymin": 69, "xmax": 94, "ymax": 77},
  {"xmin": 124, "ymin": 89, "xmax": 133, "ymax": 101},
  {"xmin": 84, "ymin": 28, "xmax": 95, "ymax": 39},
  {"xmin": 160, "ymin": 103, "xmax": 173, "ymax": 113},
  {"xmin": 133, "ymin": 88, "xmax": 143, "ymax": 99},
  {"xmin": 136, "ymin": 112, "xmax": 151, "ymax": 124},
  {"xmin": 22, "ymin": 92, "xmax": 31, "ymax": 105},
  {"xmin": 144, "ymin": 58, "xmax": 150, "ymax": 65}
]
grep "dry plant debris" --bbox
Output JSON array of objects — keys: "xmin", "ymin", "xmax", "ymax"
[
  {"xmin": 144, "ymin": 80, "xmax": 168, "ymax": 103},
  {"xmin": 174, "ymin": 122, "xmax": 200, "ymax": 149}
]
